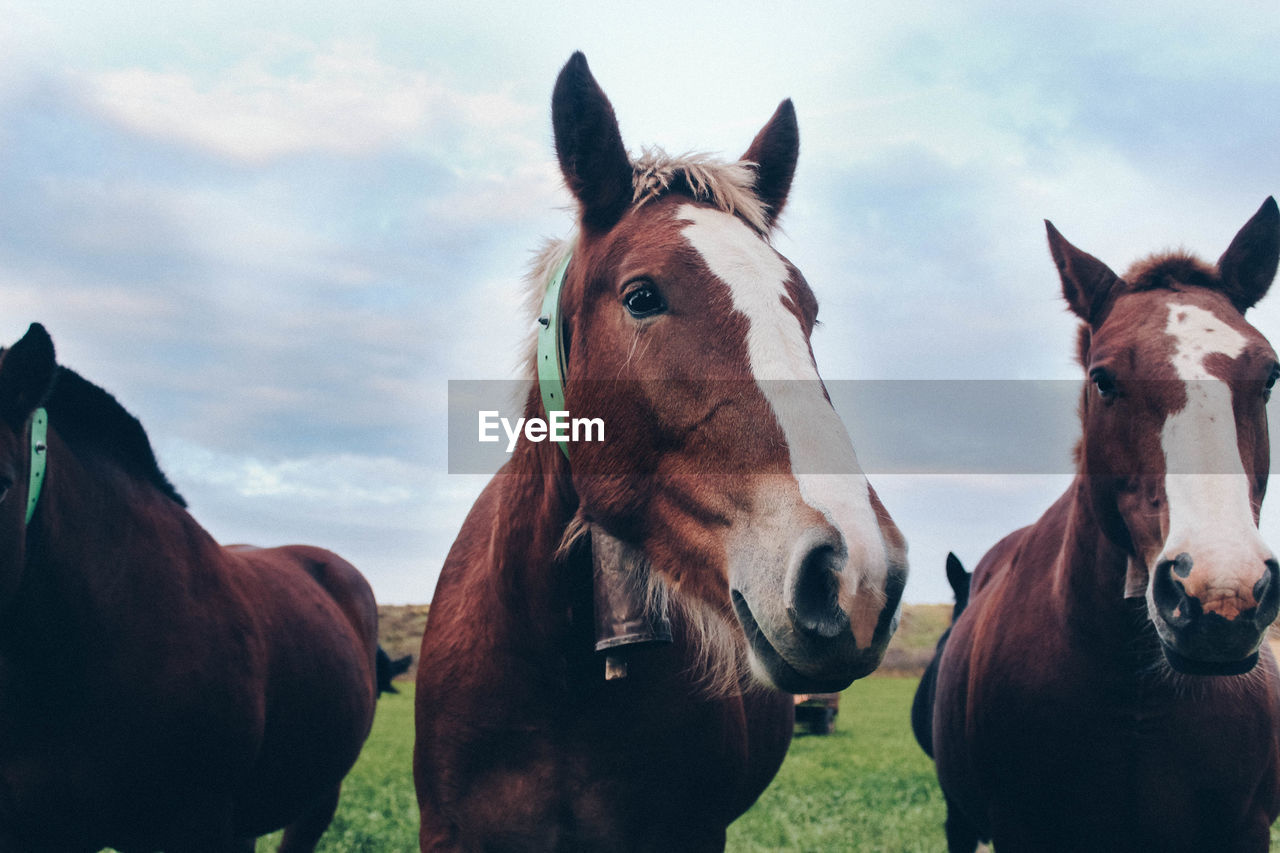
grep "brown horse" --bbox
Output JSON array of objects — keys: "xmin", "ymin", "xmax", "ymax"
[
  {"xmin": 415, "ymin": 53, "xmax": 907, "ymax": 851},
  {"xmin": 0, "ymin": 323, "xmax": 379, "ymax": 852},
  {"xmin": 927, "ymin": 198, "xmax": 1280, "ymax": 852}
]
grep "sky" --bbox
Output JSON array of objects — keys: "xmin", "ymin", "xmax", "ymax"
[{"xmin": 0, "ymin": 1, "xmax": 1277, "ymax": 604}]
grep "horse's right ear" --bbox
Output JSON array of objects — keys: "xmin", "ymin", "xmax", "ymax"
[
  {"xmin": 0, "ymin": 323, "xmax": 56, "ymax": 430},
  {"xmin": 1045, "ymin": 221, "xmax": 1121, "ymax": 324},
  {"xmin": 552, "ymin": 52, "xmax": 633, "ymax": 232}
]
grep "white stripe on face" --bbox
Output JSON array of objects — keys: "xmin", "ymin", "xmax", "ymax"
[
  {"xmin": 1160, "ymin": 303, "xmax": 1257, "ymax": 561},
  {"xmin": 677, "ymin": 204, "xmax": 889, "ymax": 589}
]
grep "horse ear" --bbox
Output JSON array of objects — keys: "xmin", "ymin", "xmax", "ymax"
[
  {"xmin": 1045, "ymin": 221, "xmax": 1121, "ymax": 323},
  {"xmin": 945, "ymin": 552, "xmax": 970, "ymax": 608},
  {"xmin": 1217, "ymin": 197, "xmax": 1279, "ymax": 313},
  {"xmin": 552, "ymin": 52, "xmax": 633, "ymax": 232},
  {"xmin": 945, "ymin": 552, "xmax": 966, "ymax": 592},
  {"xmin": 741, "ymin": 99, "xmax": 799, "ymax": 230},
  {"xmin": 0, "ymin": 323, "xmax": 56, "ymax": 430}
]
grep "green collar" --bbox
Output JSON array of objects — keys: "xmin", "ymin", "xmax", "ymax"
[
  {"xmin": 26, "ymin": 408, "xmax": 47, "ymax": 525},
  {"xmin": 536, "ymin": 253, "xmax": 572, "ymax": 459}
]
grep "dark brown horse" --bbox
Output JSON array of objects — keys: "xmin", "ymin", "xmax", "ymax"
[
  {"xmin": 415, "ymin": 53, "xmax": 907, "ymax": 851},
  {"xmin": 926, "ymin": 198, "xmax": 1280, "ymax": 851},
  {"xmin": 0, "ymin": 324, "xmax": 379, "ymax": 852},
  {"xmin": 910, "ymin": 552, "xmax": 969, "ymax": 759}
]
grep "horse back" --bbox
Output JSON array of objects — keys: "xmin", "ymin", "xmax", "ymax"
[{"xmin": 221, "ymin": 544, "xmax": 379, "ymax": 834}]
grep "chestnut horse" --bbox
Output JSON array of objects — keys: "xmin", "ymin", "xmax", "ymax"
[
  {"xmin": 0, "ymin": 324, "xmax": 379, "ymax": 852},
  {"xmin": 415, "ymin": 53, "xmax": 906, "ymax": 851},
  {"xmin": 926, "ymin": 198, "xmax": 1280, "ymax": 851}
]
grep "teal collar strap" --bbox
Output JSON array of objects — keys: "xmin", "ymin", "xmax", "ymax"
[
  {"xmin": 25, "ymin": 408, "xmax": 47, "ymax": 525},
  {"xmin": 536, "ymin": 253, "xmax": 572, "ymax": 459}
]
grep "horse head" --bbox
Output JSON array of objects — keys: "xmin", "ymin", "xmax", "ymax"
[
  {"xmin": 1048, "ymin": 197, "xmax": 1280, "ymax": 675},
  {"xmin": 541, "ymin": 53, "xmax": 906, "ymax": 693}
]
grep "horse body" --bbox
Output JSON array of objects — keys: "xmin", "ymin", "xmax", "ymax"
[
  {"xmin": 416, "ymin": 53, "xmax": 905, "ymax": 851},
  {"xmin": 937, "ymin": 500, "xmax": 1280, "ymax": 850},
  {"xmin": 929, "ymin": 200, "xmax": 1280, "ymax": 852},
  {"xmin": 0, "ymin": 335, "xmax": 378, "ymax": 852}
]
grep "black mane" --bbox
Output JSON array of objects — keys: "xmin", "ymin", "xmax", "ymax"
[{"xmin": 44, "ymin": 366, "xmax": 187, "ymax": 508}]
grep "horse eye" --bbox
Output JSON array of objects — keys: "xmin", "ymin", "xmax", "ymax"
[
  {"xmin": 1090, "ymin": 368, "xmax": 1118, "ymax": 402},
  {"xmin": 623, "ymin": 282, "xmax": 666, "ymax": 318},
  {"xmin": 1265, "ymin": 367, "xmax": 1279, "ymax": 402}
]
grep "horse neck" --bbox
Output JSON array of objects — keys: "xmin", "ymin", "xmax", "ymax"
[
  {"xmin": 485, "ymin": 398, "xmax": 581, "ymax": 647},
  {"xmin": 1052, "ymin": 475, "xmax": 1145, "ymax": 653},
  {"xmin": 6, "ymin": 429, "xmax": 216, "ymax": 655}
]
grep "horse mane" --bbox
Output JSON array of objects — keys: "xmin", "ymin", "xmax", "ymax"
[
  {"xmin": 1122, "ymin": 251, "xmax": 1219, "ymax": 295},
  {"xmin": 45, "ymin": 366, "xmax": 187, "ymax": 507},
  {"xmin": 630, "ymin": 148, "xmax": 771, "ymax": 234},
  {"xmin": 523, "ymin": 148, "xmax": 770, "ymax": 378}
]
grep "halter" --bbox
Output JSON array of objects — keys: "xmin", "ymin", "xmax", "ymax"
[
  {"xmin": 536, "ymin": 253, "xmax": 572, "ymax": 459},
  {"xmin": 26, "ymin": 408, "xmax": 47, "ymax": 525}
]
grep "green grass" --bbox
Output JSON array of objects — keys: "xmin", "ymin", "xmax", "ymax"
[{"xmin": 728, "ymin": 677, "xmax": 944, "ymax": 852}]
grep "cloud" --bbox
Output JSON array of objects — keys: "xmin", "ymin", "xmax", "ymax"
[
  {"xmin": 76, "ymin": 41, "xmax": 540, "ymax": 165},
  {"xmin": 161, "ymin": 438, "xmax": 419, "ymax": 506},
  {"xmin": 2, "ymin": 2, "xmax": 1278, "ymax": 606},
  {"xmin": 156, "ymin": 436, "xmax": 490, "ymax": 603}
]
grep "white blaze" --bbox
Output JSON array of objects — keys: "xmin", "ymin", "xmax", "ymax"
[
  {"xmin": 677, "ymin": 204, "xmax": 889, "ymax": 588},
  {"xmin": 1160, "ymin": 303, "xmax": 1257, "ymax": 562}
]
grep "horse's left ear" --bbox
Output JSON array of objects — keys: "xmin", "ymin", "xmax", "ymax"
[
  {"xmin": 552, "ymin": 52, "xmax": 634, "ymax": 232},
  {"xmin": 1217, "ymin": 196, "xmax": 1279, "ymax": 312},
  {"xmin": 741, "ymin": 99, "xmax": 799, "ymax": 230},
  {"xmin": 0, "ymin": 323, "xmax": 56, "ymax": 430}
]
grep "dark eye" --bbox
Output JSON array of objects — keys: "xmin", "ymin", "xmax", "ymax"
[
  {"xmin": 1265, "ymin": 366, "xmax": 1279, "ymax": 402},
  {"xmin": 1090, "ymin": 367, "xmax": 1118, "ymax": 402},
  {"xmin": 623, "ymin": 281, "xmax": 666, "ymax": 318}
]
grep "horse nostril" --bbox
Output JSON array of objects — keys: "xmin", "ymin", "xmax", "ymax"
[
  {"xmin": 788, "ymin": 541, "xmax": 849, "ymax": 640},
  {"xmin": 1153, "ymin": 553, "xmax": 1195, "ymax": 628},
  {"xmin": 1255, "ymin": 559, "xmax": 1280, "ymax": 621}
]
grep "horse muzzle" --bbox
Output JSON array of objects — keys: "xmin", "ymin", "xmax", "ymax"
[
  {"xmin": 1150, "ymin": 552, "xmax": 1280, "ymax": 675},
  {"xmin": 732, "ymin": 557, "xmax": 906, "ymax": 694}
]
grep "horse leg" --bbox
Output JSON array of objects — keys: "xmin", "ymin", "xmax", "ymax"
[
  {"xmin": 276, "ymin": 784, "xmax": 341, "ymax": 853},
  {"xmin": 943, "ymin": 794, "xmax": 982, "ymax": 853}
]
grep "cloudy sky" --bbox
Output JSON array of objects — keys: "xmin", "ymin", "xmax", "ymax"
[{"xmin": 1, "ymin": 1, "xmax": 1277, "ymax": 603}]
